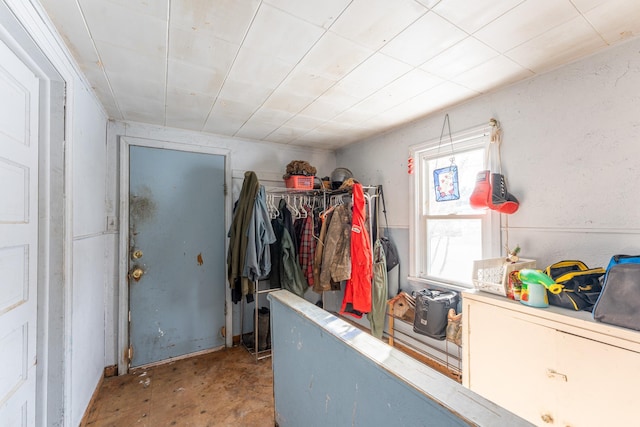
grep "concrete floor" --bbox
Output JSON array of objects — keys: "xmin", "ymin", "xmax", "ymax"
[{"xmin": 81, "ymin": 346, "xmax": 274, "ymax": 427}]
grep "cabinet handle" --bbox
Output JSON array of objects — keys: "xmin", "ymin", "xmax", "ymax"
[
  {"xmin": 540, "ymin": 413, "xmax": 554, "ymax": 424},
  {"xmin": 546, "ymin": 369, "xmax": 568, "ymax": 382}
]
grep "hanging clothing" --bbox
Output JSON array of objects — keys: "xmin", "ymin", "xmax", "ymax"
[
  {"xmin": 297, "ymin": 206, "xmax": 315, "ymax": 287},
  {"xmin": 318, "ymin": 202, "xmax": 352, "ymax": 291},
  {"xmin": 269, "ymin": 217, "xmax": 283, "ymax": 289},
  {"xmin": 367, "ymin": 239, "xmax": 388, "ymax": 339},
  {"xmin": 279, "ymin": 198, "xmax": 298, "ymax": 256},
  {"xmin": 341, "ymin": 183, "xmax": 373, "ymax": 318},
  {"xmin": 243, "ymin": 185, "xmax": 276, "ymax": 282},
  {"xmin": 312, "ymin": 208, "xmax": 333, "ymax": 293},
  {"xmin": 269, "ymin": 198, "xmax": 307, "ymax": 297},
  {"xmin": 227, "ymin": 171, "xmax": 260, "ymax": 303},
  {"xmin": 279, "ymin": 224, "xmax": 307, "ymax": 298}
]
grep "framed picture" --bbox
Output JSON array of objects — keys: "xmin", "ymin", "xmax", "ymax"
[{"xmin": 433, "ymin": 165, "xmax": 460, "ymax": 202}]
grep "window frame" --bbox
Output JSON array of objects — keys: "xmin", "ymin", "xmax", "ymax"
[{"xmin": 409, "ymin": 124, "xmax": 501, "ymax": 289}]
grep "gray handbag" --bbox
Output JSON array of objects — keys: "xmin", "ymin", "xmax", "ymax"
[{"xmin": 593, "ymin": 263, "xmax": 640, "ymax": 331}]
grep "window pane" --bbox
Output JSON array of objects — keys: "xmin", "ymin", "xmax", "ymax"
[
  {"xmin": 425, "ymin": 148, "xmax": 484, "ymax": 216},
  {"xmin": 426, "ymin": 218, "xmax": 482, "ymax": 284}
]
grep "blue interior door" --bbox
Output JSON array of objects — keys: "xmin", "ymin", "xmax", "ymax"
[{"xmin": 129, "ymin": 145, "xmax": 226, "ymax": 367}]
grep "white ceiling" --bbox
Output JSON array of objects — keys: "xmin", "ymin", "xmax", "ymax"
[{"xmin": 41, "ymin": 0, "xmax": 640, "ymax": 149}]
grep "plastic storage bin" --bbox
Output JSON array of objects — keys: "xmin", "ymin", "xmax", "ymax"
[{"xmin": 284, "ymin": 175, "xmax": 314, "ymax": 190}]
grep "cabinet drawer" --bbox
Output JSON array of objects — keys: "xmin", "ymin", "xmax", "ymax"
[{"xmin": 463, "ymin": 293, "xmax": 640, "ymax": 426}]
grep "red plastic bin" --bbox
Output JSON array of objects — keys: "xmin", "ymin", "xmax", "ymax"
[{"xmin": 284, "ymin": 175, "xmax": 314, "ymax": 190}]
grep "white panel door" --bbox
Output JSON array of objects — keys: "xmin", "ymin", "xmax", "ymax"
[{"xmin": 0, "ymin": 38, "xmax": 39, "ymax": 426}]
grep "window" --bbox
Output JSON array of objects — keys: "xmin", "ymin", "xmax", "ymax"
[{"xmin": 410, "ymin": 125, "xmax": 499, "ymax": 288}]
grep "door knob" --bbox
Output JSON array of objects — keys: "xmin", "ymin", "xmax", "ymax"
[
  {"xmin": 130, "ymin": 267, "xmax": 144, "ymax": 281},
  {"xmin": 132, "ymin": 249, "xmax": 143, "ymax": 259}
]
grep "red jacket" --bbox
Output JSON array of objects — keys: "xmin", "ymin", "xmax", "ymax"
[{"xmin": 341, "ymin": 183, "xmax": 373, "ymax": 317}]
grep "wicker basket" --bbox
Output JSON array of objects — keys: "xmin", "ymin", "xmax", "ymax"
[{"xmin": 472, "ymin": 258, "xmax": 536, "ymax": 296}]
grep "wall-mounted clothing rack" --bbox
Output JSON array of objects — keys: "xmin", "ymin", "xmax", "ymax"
[{"xmin": 232, "ymin": 174, "xmax": 381, "ymax": 361}]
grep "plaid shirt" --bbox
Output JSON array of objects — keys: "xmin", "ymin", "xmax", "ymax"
[{"xmin": 297, "ymin": 206, "xmax": 316, "ymax": 286}]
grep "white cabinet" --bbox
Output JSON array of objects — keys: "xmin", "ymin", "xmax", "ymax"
[{"xmin": 462, "ymin": 292, "xmax": 640, "ymax": 426}]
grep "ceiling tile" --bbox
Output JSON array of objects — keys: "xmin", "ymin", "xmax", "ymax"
[
  {"xmin": 79, "ymin": 0, "xmax": 167, "ymax": 56},
  {"xmin": 506, "ymin": 16, "xmax": 607, "ymax": 73},
  {"xmin": 432, "ymin": 0, "xmax": 525, "ymax": 33},
  {"xmin": 369, "ymin": 81, "xmax": 478, "ymax": 125},
  {"xmin": 228, "ymin": 47, "xmax": 293, "ymax": 90},
  {"xmin": 474, "ymin": 0, "xmax": 580, "ymax": 52},
  {"xmin": 262, "ymin": 90, "xmax": 315, "ymax": 115},
  {"xmin": 40, "ymin": 0, "xmax": 98, "ymax": 62},
  {"xmin": 165, "ymin": 89, "xmax": 215, "ymax": 129},
  {"xmin": 330, "ymin": 0, "xmax": 428, "ymax": 50},
  {"xmin": 234, "ymin": 122, "xmax": 281, "ymax": 140},
  {"xmin": 264, "ymin": 0, "xmax": 351, "ymax": 28},
  {"xmin": 217, "ymin": 79, "xmax": 273, "ymax": 110},
  {"xmin": 170, "ymin": 0, "xmax": 260, "ymax": 44},
  {"xmin": 381, "ymin": 12, "xmax": 467, "ymax": 66},
  {"xmin": 571, "ymin": 0, "xmax": 610, "ymax": 13},
  {"xmin": 81, "ymin": 65, "xmax": 122, "ymax": 119},
  {"xmin": 299, "ymin": 92, "xmax": 359, "ymax": 121},
  {"xmin": 292, "ymin": 126, "xmax": 367, "ymax": 148},
  {"xmin": 297, "ymin": 32, "xmax": 374, "ymax": 80},
  {"xmin": 107, "ymin": 72, "xmax": 165, "ymax": 104},
  {"xmin": 166, "ymin": 60, "xmax": 225, "ymax": 97},
  {"xmin": 283, "ymin": 114, "xmax": 327, "ymax": 130},
  {"xmin": 330, "ymin": 108, "xmax": 378, "ymax": 127},
  {"xmin": 94, "ymin": 40, "xmax": 165, "ymax": 87},
  {"xmin": 314, "ymin": 121, "xmax": 366, "ymax": 135},
  {"xmin": 202, "ymin": 98, "xmax": 252, "ymax": 135},
  {"xmin": 235, "ymin": 108, "xmax": 294, "ymax": 139},
  {"xmin": 414, "ymin": 0, "xmax": 443, "ymax": 8},
  {"xmin": 452, "ymin": 55, "xmax": 534, "ymax": 92},
  {"xmin": 291, "ymin": 129, "xmax": 342, "ymax": 147},
  {"xmin": 168, "ymin": 26, "xmax": 238, "ymax": 72},
  {"xmin": 41, "ymin": 0, "xmax": 640, "ymax": 150},
  {"xmin": 117, "ymin": 93, "xmax": 165, "ymax": 124},
  {"xmin": 101, "ymin": 0, "xmax": 168, "ymax": 19},
  {"xmin": 582, "ymin": 0, "xmax": 640, "ymax": 44},
  {"xmin": 266, "ymin": 126, "xmax": 309, "ymax": 144},
  {"xmin": 420, "ymin": 37, "xmax": 499, "ymax": 78},
  {"xmin": 272, "ymin": 69, "xmax": 337, "ymax": 100},
  {"xmin": 242, "ymin": 3, "xmax": 325, "ymax": 65},
  {"xmin": 354, "ymin": 69, "xmax": 443, "ymax": 116},
  {"xmin": 332, "ymin": 53, "xmax": 413, "ymax": 99}
]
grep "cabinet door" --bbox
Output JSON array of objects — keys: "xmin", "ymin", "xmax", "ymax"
[
  {"xmin": 554, "ymin": 332, "xmax": 639, "ymax": 427},
  {"xmin": 467, "ymin": 302, "xmax": 557, "ymax": 424}
]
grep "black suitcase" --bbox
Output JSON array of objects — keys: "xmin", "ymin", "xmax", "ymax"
[{"xmin": 412, "ymin": 289, "xmax": 458, "ymax": 340}]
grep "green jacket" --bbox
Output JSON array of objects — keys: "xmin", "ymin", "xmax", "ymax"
[{"xmin": 227, "ymin": 171, "xmax": 259, "ymax": 302}]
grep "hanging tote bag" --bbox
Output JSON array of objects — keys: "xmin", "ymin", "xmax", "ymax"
[{"xmin": 377, "ymin": 185, "xmax": 399, "ymax": 271}]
